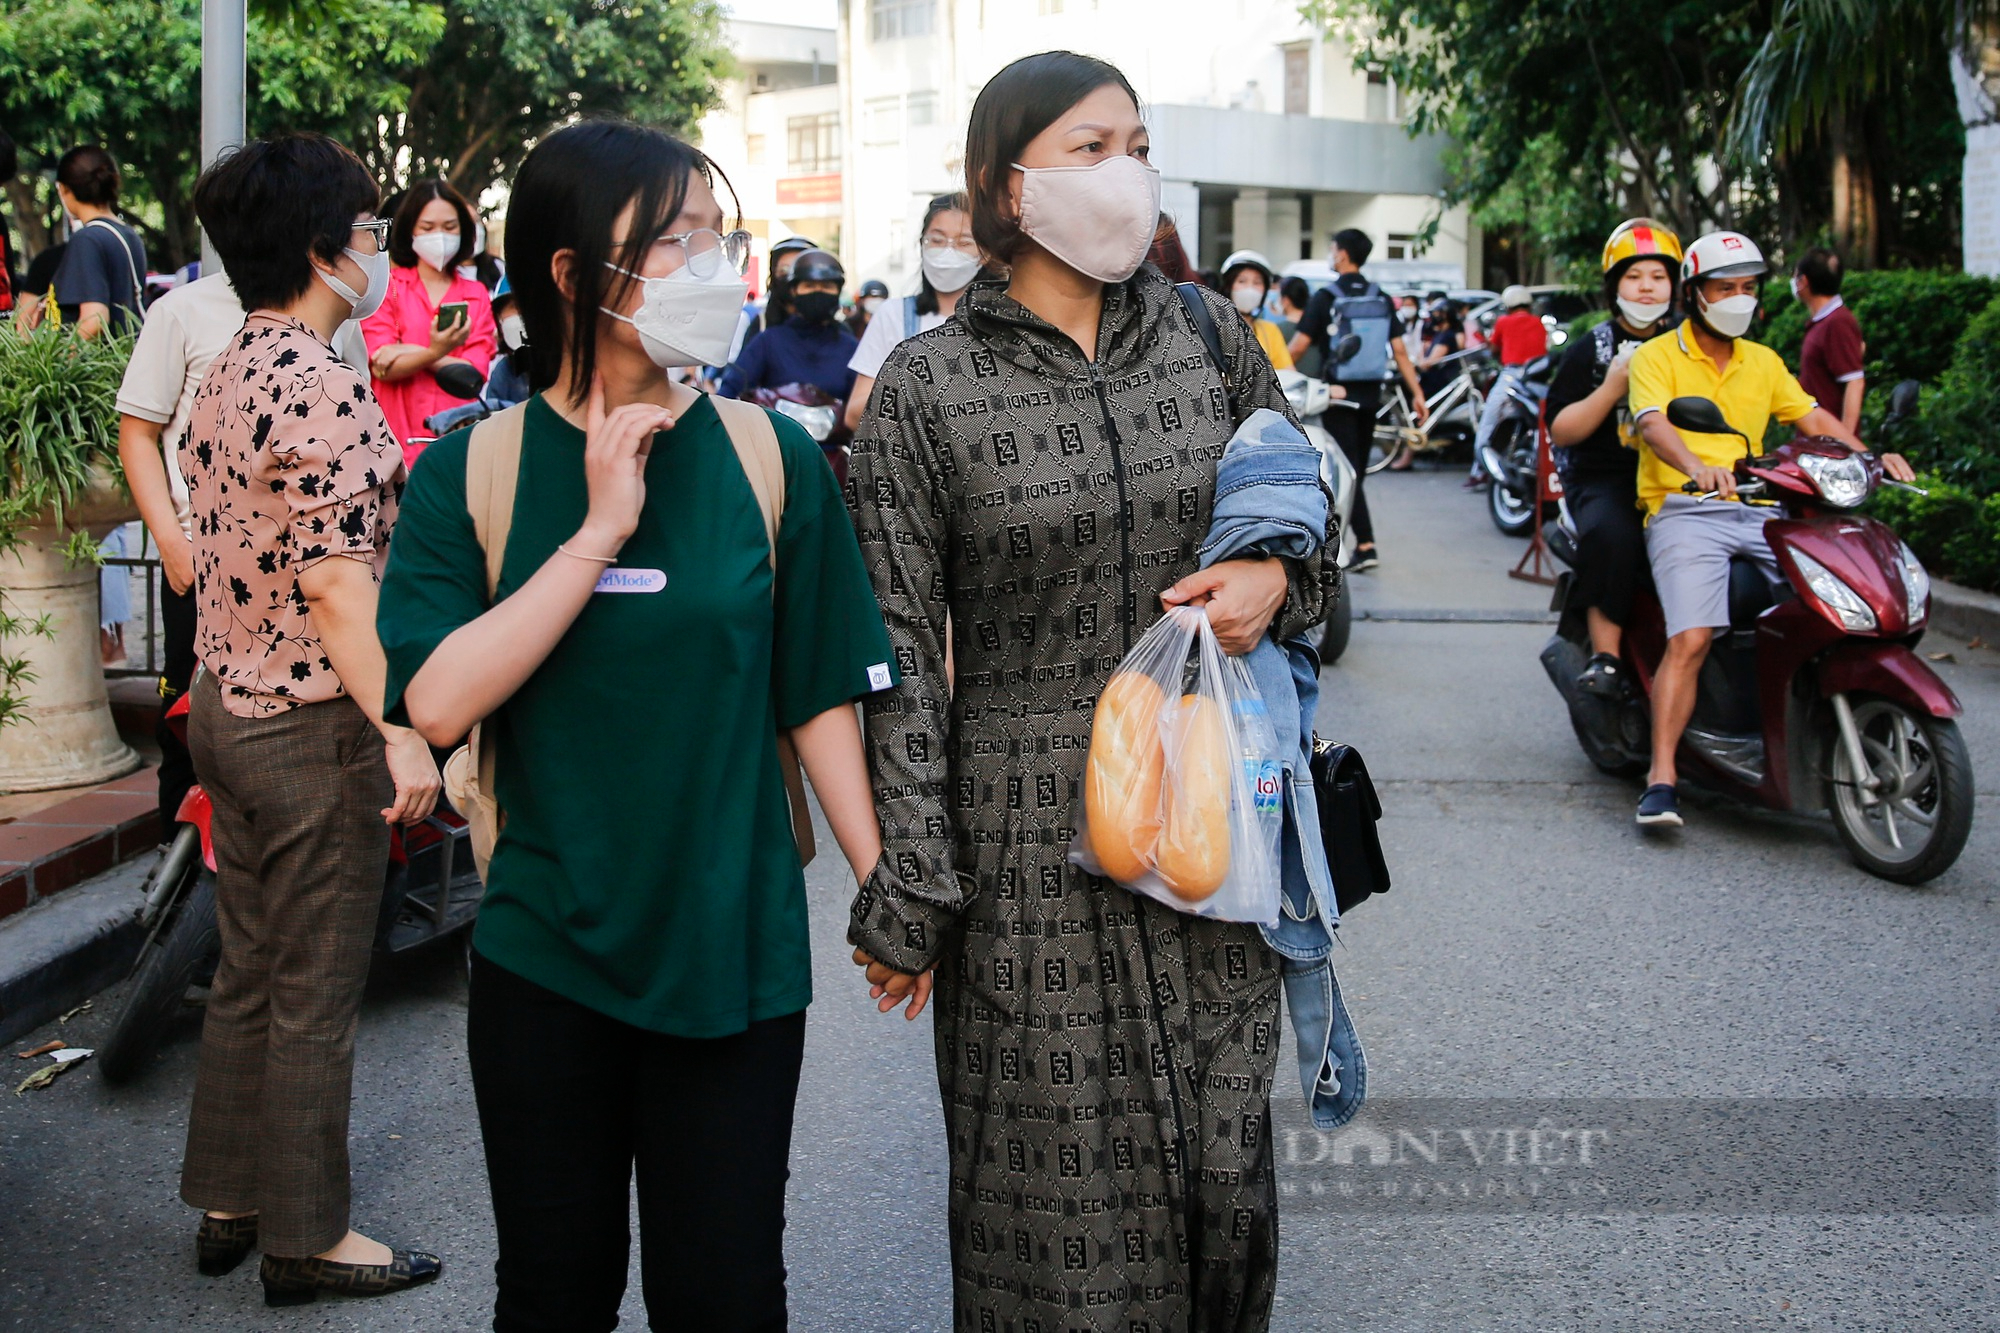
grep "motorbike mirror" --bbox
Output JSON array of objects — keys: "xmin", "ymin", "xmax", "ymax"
[
  {"xmin": 1332, "ymin": 333, "xmax": 1363, "ymax": 365},
  {"xmin": 1887, "ymin": 379, "xmax": 1921, "ymax": 422},
  {"xmin": 434, "ymin": 362, "xmax": 488, "ymax": 400},
  {"xmin": 1665, "ymin": 396, "xmax": 1741, "ymax": 440}
]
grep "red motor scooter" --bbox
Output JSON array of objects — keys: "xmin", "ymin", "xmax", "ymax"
[
  {"xmin": 98, "ymin": 688, "xmax": 481, "ymax": 1083},
  {"xmin": 1543, "ymin": 385, "xmax": 1974, "ymax": 884}
]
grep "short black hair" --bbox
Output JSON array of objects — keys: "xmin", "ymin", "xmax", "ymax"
[
  {"xmin": 965, "ymin": 51, "xmax": 1141, "ymax": 265},
  {"xmin": 389, "ymin": 179, "xmax": 476, "ymax": 270},
  {"xmin": 507, "ymin": 120, "xmax": 740, "ymax": 407},
  {"xmin": 1332, "ymin": 227, "xmax": 1372, "ymax": 266},
  {"xmin": 1795, "ymin": 246, "xmax": 1842, "ymax": 297},
  {"xmin": 57, "ymin": 145, "xmax": 120, "ymax": 207},
  {"xmin": 1279, "ymin": 275, "xmax": 1311, "ymax": 310},
  {"xmin": 194, "ymin": 133, "xmax": 380, "ymax": 311}
]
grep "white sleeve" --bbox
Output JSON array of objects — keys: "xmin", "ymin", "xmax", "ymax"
[
  {"xmin": 114, "ymin": 301, "xmax": 187, "ymax": 423},
  {"xmin": 847, "ymin": 300, "xmax": 908, "ymax": 379}
]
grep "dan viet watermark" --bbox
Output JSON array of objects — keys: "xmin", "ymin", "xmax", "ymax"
[{"xmin": 1273, "ymin": 1098, "xmax": 1997, "ymax": 1214}]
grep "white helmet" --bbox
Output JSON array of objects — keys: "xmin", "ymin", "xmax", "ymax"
[
  {"xmin": 1220, "ymin": 249, "xmax": 1277, "ymax": 285},
  {"xmin": 1500, "ymin": 284, "xmax": 1533, "ymax": 310},
  {"xmin": 1681, "ymin": 230, "xmax": 1767, "ymax": 285}
]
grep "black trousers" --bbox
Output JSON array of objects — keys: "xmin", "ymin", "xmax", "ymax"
[
  {"xmin": 1567, "ymin": 478, "xmax": 1647, "ymax": 627},
  {"xmin": 156, "ymin": 583, "xmax": 197, "ymax": 837},
  {"xmin": 1324, "ymin": 383, "xmax": 1380, "ymax": 547},
  {"xmin": 466, "ymin": 951, "xmax": 806, "ymax": 1333}
]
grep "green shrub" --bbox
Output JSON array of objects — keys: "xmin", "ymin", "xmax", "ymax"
[
  {"xmin": 1869, "ymin": 471, "xmax": 2000, "ymax": 594},
  {"xmin": 1757, "ymin": 270, "xmax": 1999, "ymax": 389},
  {"xmin": 1917, "ymin": 293, "xmax": 2000, "ymax": 496}
]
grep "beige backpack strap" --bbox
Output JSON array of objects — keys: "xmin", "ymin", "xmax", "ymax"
[
  {"xmin": 709, "ymin": 395, "xmax": 815, "ymax": 866},
  {"xmin": 452, "ymin": 404, "xmax": 529, "ymax": 878}
]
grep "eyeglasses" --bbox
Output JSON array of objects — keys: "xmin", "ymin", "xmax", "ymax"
[
  {"xmin": 922, "ymin": 233, "xmax": 980, "ymax": 254},
  {"xmin": 351, "ymin": 219, "xmax": 392, "ymax": 252},
  {"xmin": 657, "ymin": 228, "xmax": 752, "ymax": 279}
]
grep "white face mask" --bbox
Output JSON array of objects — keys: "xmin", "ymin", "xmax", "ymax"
[
  {"xmin": 412, "ymin": 231, "xmax": 461, "ymax": 272},
  {"xmin": 862, "ymin": 296, "xmax": 885, "ymax": 315},
  {"xmin": 499, "ymin": 313, "xmax": 527, "ymax": 351},
  {"xmin": 1698, "ymin": 291, "xmax": 1759, "ymax": 339},
  {"xmin": 1231, "ymin": 286, "xmax": 1265, "ymax": 315},
  {"xmin": 1012, "ymin": 155, "xmax": 1162, "ymax": 284},
  {"xmin": 921, "ymin": 245, "xmax": 982, "ymax": 294},
  {"xmin": 600, "ymin": 260, "xmax": 749, "ymax": 369},
  {"xmin": 319, "ymin": 246, "xmax": 391, "ymax": 322},
  {"xmin": 1617, "ymin": 297, "xmax": 1671, "ymax": 329}
]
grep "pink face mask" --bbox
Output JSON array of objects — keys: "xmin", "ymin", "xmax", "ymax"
[{"xmin": 1012, "ymin": 154, "xmax": 1162, "ymax": 284}]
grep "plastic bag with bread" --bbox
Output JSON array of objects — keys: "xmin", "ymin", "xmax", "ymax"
[{"xmin": 1070, "ymin": 606, "xmax": 1282, "ymax": 924}]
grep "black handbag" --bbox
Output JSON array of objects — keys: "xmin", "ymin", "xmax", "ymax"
[{"xmin": 1309, "ymin": 738, "xmax": 1391, "ymax": 914}]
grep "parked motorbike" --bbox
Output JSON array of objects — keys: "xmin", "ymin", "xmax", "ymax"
[
  {"xmin": 1539, "ymin": 385, "xmax": 1973, "ymax": 883},
  {"xmin": 752, "ymin": 382, "xmax": 850, "ymax": 487},
  {"xmin": 1279, "ymin": 367, "xmax": 1360, "ymax": 664},
  {"xmin": 98, "ymin": 690, "xmax": 482, "ymax": 1083},
  {"xmin": 1481, "ymin": 354, "xmax": 1554, "ymax": 536}
]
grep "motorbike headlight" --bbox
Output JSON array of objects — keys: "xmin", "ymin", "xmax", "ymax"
[
  {"xmin": 1790, "ymin": 549, "xmax": 1878, "ymax": 632},
  {"xmin": 1897, "ymin": 540, "xmax": 1930, "ymax": 625},
  {"xmin": 774, "ymin": 399, "xmax": 837, "ymax": 441},
  {"xmin": 1795, "ymin": 452, "xmax": 1871, "ymax": 509}
]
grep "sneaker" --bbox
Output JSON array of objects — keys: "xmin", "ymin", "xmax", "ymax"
[
  {"xmin": 1576, "ymin": 653, "xmax": 1627, "ymax": 700},
  {"xmin": 1350, "ymin": 548, "xmax": 1380, "ymax": 573},
  {"xmin": 1636, "ymin": 784, "xmax": 1683, "ymax": 828}
]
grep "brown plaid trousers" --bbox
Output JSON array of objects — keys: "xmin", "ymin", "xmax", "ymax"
[{"xmin": 179, "ymin": 680, "xmax": 394, "ymax": 1257}]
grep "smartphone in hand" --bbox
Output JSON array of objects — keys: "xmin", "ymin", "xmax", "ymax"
[{"xmin": 435, "ymin": 301, "xmax": 469, "ymax": 332}]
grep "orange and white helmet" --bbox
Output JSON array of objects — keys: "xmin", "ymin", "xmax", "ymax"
[
  {"xmin": 1681, "ymin": 230, "xmax": 1767, "ymax": 284},
  {"xmin": 1601, "ymin": 218, "xmax": 1683, "ymax": 274}
]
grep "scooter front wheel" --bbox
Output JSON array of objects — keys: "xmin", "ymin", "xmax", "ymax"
[
  {"xmin": 1827, "ymin": 698, "xmax": 1974, "ymax": 885},
  {"xmin": 99, "ymin": 853, "xmax": 219, "ymax": 1084}
]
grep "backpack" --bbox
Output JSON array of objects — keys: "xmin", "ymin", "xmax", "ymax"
[
  {"xmin": 1329, "ymin": 278, "xmax": 1393, "ymax": 383},
  {"xmin": 442, "ymin": 397, "xmax": 817, "ymax": 881}
]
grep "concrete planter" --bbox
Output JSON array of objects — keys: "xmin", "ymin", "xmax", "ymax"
[{"xmin": 0, "ymin": 471, "xmax": 142, "ymax": 793}]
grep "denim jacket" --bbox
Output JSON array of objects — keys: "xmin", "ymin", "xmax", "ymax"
[{"xmin": 1199, "ymin": 408, "xmax": 1367, "ymax": 1130}]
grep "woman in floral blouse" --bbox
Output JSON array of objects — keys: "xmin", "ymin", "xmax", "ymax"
[{"xmin": 174, "ymin": 131, "xmax": 444, "ymax": 1309}]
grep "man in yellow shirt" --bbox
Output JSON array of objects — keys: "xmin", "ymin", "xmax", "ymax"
[{"xmin": 1625, "ymin": 230, "xmax": 1912, "ymax": 829}]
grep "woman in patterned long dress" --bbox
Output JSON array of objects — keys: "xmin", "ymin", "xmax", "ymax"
[{"xmin": 845, "ymin": 53, "xmax": 1331, "ymax": 1333}]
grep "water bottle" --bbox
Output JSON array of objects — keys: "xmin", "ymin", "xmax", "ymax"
[{"xmin": 1231, "ymin": 695, "xmax": 1285, "ymax": 873}]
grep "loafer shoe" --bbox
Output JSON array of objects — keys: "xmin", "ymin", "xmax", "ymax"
[
  {"xmin": 1636, "ymin": 784, "xmax": 1683, "ymax": 828},
  {"xmin": 196, "ymin": 1213, "xmax": 258, "ymax": 1277},
  {"xmin": 261, "ymin": 1249, "xmax": 442, "ymax": 1307}
]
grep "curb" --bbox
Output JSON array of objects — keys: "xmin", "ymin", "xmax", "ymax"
[
  {"xmin": 0, "ymin": 767, "xmax": 160, "ymax": 921},
  {"xmin": 1930, "ymin": 577, "xmax": 2000, "ymax": 648},
  {"xmin": 0, "ymin": 857, "xmax": 149, "ymax": 1048}
]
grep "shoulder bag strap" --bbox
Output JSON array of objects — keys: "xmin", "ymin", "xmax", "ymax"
[
  {"xmin": 84, "ymin": 218, "xmax": 146, "ymax": 324},
  {"xmin": 709, "ymin": 395, "xmax": 816, "ymax": 866},
  {"xmin": 904, "ymin": 294, "xmax": 919, "ymax": 334},
  {"xmin": 1175, "ymin": 281, "xmax": 1241, "ymax": 423},
  {"xmin": 461, "ymin": 401, "xmax": 530, "ymax": 804}
]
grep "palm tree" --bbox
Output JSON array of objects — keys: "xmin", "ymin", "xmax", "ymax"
[{"xmin": 1733, "ymin": 0, "xmax": 2000, "ymax": 266}]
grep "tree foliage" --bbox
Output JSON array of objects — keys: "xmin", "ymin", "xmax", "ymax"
[{"xmin": 0, "ymin": 0, "xmax": 729, "ymax": 268}]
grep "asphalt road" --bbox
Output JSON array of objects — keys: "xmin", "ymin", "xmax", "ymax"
[{"xmin": 3, "ymin": 468, "xmax": 1995, "ymax": 1332}]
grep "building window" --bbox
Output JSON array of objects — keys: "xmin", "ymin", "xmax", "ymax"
[
  {"xmin": 746, "ymin": 134, "xmax": 767, "ymax": 166},
  {"xmin": 907, "ymin": 90, "xmax": 939, "ymax": 127},
  {"xmin": 787, "ymin": 112, "xmax": 841, "ymax": 173},
  {"xmin": 1283, "ymin": 44, "xmax": 1309, "ymax": 116},
  {"xmin": 1365, "ymin": 68, "xmax": 1397, "ymax": 122},
  {"xmin": 1385, "ymin": 232, "xmax": 1421, "ymax": 261},
  {"xmin": 864, "ymin": 95, "xmax": 904, "ymax": 145},
  {"xmin": 869, "ymin": 0, "xmax": 935, "ymax": 40}
]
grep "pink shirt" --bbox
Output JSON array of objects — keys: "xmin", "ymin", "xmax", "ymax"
[
  {"xmin": 181, "ymin": 313, "xmax": 404, "ymax": 717},
  {"xmin": 361, "ymin": 263, "xmax": 496, "ymax": 467}
]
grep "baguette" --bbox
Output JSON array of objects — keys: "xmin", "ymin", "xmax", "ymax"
[
  {"xmin": 1155, "ymin": 693, "xmax": 1232, "ymax": 900},
  {"xmin": 1085, "ymin": 672, "xmax": 1167, "ymax": 882}
]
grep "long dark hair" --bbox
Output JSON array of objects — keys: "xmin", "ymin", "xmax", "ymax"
[
  {"xmin": 507, "ymin": 121, "xmax": 740, "ymax": 406},
  {"xmin": 914, "ymin": 191, "xmax": 971, "ymax": 317},
  {"xmin": 964, "ymin": 51, "xmax": 1141, "ymax": 265},
  {"xmin": 389, "ymin": 178, "xmax": 476, "ymax": 271}
]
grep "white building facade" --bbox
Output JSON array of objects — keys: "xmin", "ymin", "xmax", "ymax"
[{"xmin": 834, "ymin": 0, "xmax": 1479, "ymax": 295}]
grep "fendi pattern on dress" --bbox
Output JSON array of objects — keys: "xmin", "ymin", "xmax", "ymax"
[
  {"xmin": 181, "ymin": 312, "xmax": 402, "ymax": 717},
  {"xmin": 846, "ymin": 269, "xmax": 1333, "ymax": 1333}
]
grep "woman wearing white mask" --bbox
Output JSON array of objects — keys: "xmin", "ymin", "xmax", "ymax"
[
  {"xmin": 846, "ymin": 52, "xmax": 1331, "ymax": 1332},
  {"xmin": 376, "ymin": 121, "xmax": 893, "ymax": 1331},
  {"xmin": 840, "ymin": 190, "xmax": 988, "ymax": 431},
  {"xmin": 1220, "ymin": 248, "xmax": 1294, "ymax": 373},
  {"xmin": 362, "ymin": 178, "xmax": 498, "ymax": 467},
  {"xmin": 175, "ymin": 131, "xmax": 442, "ymax": 1308}
]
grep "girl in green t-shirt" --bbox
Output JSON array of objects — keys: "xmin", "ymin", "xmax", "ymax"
[{"xmin": 377, "ymin": 121, "xmax": 894, "ymax": 1330}]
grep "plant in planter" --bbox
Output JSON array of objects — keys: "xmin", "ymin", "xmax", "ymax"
[{"xmin": 0, "ymin": 322, "xmax": 142, "ymax": 791}]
